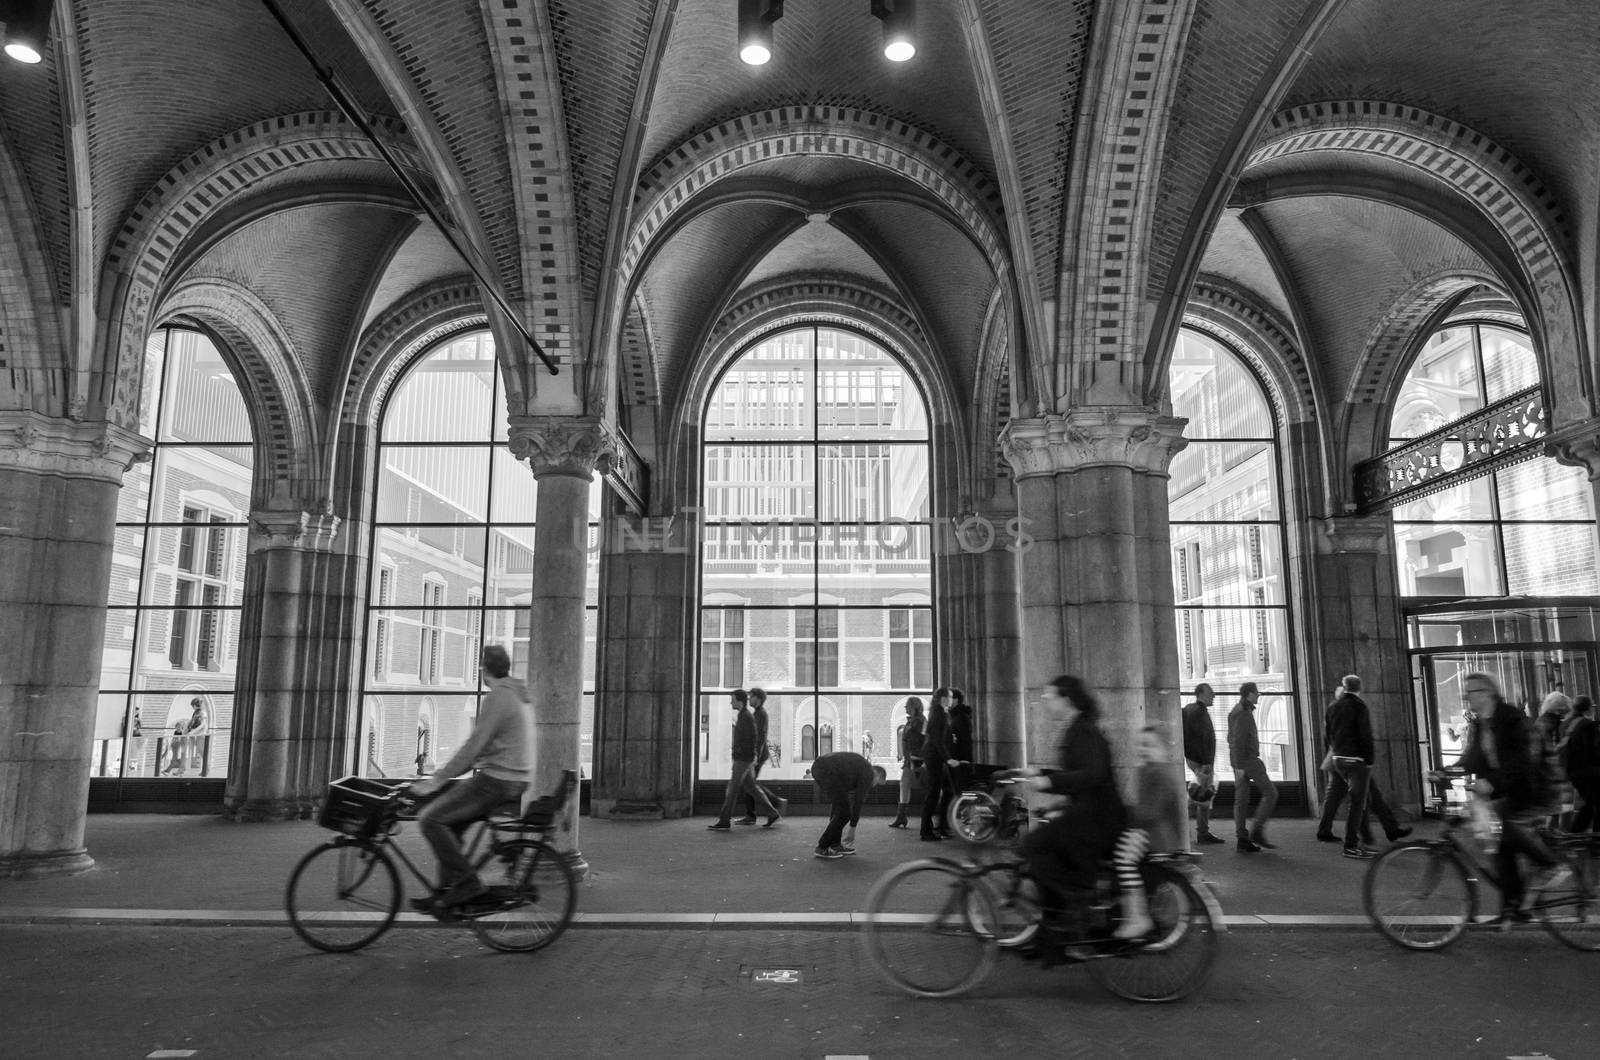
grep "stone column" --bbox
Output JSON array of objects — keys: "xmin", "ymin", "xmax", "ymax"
[
  {"xmin": 591, "ymin": 513, "xmax": 696, "ymax": 818},
  {"xmin": 507, "ymin": 417, "xmax": 611, "ymax": 864},
  {"xmin": 0, "ymin": 413, "xmax": 147, "ymax": 879},
  {"xmin": 999, "ymin": 408, "xmax": 1189, "ymax": 816},
  {"xmin": 935, "ymin": 520, "xmax": 1024, "ymax": 767},
  {"xmin": 1306, "ymin": 515, "xmax": 1420, "ymax": 814},
  {"xmin": 225, "ymin": 510, "xmax": 360, "ymax": 821}
]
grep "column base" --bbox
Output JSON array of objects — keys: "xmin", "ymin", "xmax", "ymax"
[
  {"xmin": 0, "ymin": 847, "xmax": 95, "ymax": 880},
  {"xmin": 224, "ymin": 797, "xmax": 315, "ymax": 822},
  {"xmin": 562, "ymin": 849, "xmax": 591, "ymax": 881},
  {"xmin": 593, "ymin": 798, "xmax": 667, "ymax": 820}
]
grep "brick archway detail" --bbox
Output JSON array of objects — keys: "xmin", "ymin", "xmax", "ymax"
[
  {"xmin": 102, "ymin": 112, "xmax": 421, "ymax": 429},
  {"xmin": 343, "ymin": 280, "xmax": 488, "ymax": 432},
  {"xmin": 1184, "ymin": 278, "xmax": 1317, "ymax": 427}
]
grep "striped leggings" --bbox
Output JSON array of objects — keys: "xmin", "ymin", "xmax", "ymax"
[{"xmin": 1114, "ymin": 827, "xmax": 1149, "ymax": 892}]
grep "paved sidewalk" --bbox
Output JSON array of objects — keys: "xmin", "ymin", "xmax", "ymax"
[{"xmin": 0, "ymin": 812, "xmax": 1412, "ymax": 929}]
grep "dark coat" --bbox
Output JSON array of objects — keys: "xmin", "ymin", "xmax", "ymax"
[
  {"xmin": 1181, "ymin": 701, "xmax": 1215, "ymax": 767},
  {"xmin": 948, "ymin": 705, "xmax": 974, "ymax": 762},
  {"xmin": 1040, "ymin": 713, "xmax": 1127, "ymax": 840},
  {"xmin": 1324, "ymin": 692, "xmax": 1375, "ymax": 765},
  {"xmin": 900, "ymin": 713, "xmax": 925, "ymax": 760},
  {"xmin": 1456, "ymin": 700, "xmax": 1542, "ymax": 811},
  {"xmin": 752, "ymin": 704, "xmax": 771, "ymax": 765},
  {"xmin": 921, "ymin": 709, "xmax": 951, "ymax": 765},
  {"xmin": 730, "ymin": 707, "xmax": 757, "ymax": 762},
  {"xmin": 1562, "ymin": 715, "xmax": 1600, "ymax": 780}
]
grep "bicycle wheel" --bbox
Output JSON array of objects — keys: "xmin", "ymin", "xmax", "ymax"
[
  {"xmin": 285, "ymin": 839, "xmax": 401, "ymax": 953},
  {"xmin": 1087, "ymin": 862, "xmax": 1218, "ymax": 1002},
  {"xmin": 970, "ymin": 860, "xmax": 1041, "ymax": 948},
  {"xmin": 1539, "ymin": 844, "xmax": 1600, "ymax": 952},
  {"xmin": 1363, "ymin": 842, "xmax": 1473, "ymax": 951},
  {"xmin": 467, "ymin": 840, "xmax": 579, "ymax": 953},
  {"xmin": 947, "ymin": 792, "xmax": 1000, "ymax": 844},
  {"xmin": 861, "ymin": 858, "xmax": 998, "ymax": 998}
]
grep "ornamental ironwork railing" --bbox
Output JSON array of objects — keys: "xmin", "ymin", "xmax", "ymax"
[
  {"xmin": 603, "ymin": 427, "xmax": 649, "ymax": 516},
  {"xmin": 1354, "ymin": 385, "xmax": 1546, "ymax": 513}
]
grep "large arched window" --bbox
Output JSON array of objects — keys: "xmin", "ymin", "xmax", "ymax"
[
  {"xmin": 96, "ymin": 327, "xmax": 254, "ymax": 781},
  {"xmin": 359, "ymin": 331, "xmax": 600, "ymax": 779},
  {"xmin": 698, "ymin": 325, "xmax": 932, "ymax": 781},
  {"xmin": 1390, "ymin": 322, "xmax": 1598, "ymax": 599},
  {"xmin": 1168, "ymin": 328, "xmax": 1300, "ymax": 782},
  {"xmin": 1391, "ymin": 320, "xmax": 1600, "ymax": 771}
]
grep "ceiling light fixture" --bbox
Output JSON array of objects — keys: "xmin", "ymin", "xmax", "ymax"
[
  {"xmin": 872, "ymin": 0, "xmax": 915, "ymax": 62},
  {"xmin": 739, "ymin": 0, "xmax": 783, "ymax": 66},
  {"xmin": 3, "ymin": 0, "xmax": 54, "ymax": 64}
]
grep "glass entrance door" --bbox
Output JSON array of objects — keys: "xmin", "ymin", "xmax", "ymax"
[{"xmin": 1416, "ymin": 648, "xmax": 1597, "ymax": 774}]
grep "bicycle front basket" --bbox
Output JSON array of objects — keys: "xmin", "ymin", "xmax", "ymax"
[{"xmin": 318, "ymin": 776, "xmax": 400, "ymax": 837}]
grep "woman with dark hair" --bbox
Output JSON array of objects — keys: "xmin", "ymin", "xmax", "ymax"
[
  {"xmin": 1020, "ymin": 675, "xmax": 1127, "ymax": 906},
  {"xmin": 1562, "ymin": 695, "xmax": 1600, "ymax": 833},
  {"xmin": 918, "ymin": 689, "xmax": 956, "ymax": 840},
  {"xmin": 944, "ymin": 688, "xmax": 975, "ymax": 825}
]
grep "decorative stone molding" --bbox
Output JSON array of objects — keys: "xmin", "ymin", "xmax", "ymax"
[
  {"xmin": 999, "ymin": 408, "xmax": 1187, "ymax": 479},
  {"xmin": 249, "ymin": 509, "xmax": 342, "ymax": 552},
  {"xmin": 506, "ymin": 416, "xmax": 616, "ymax": 480},
  {"xmin": 1314, "ymin": 515, "xmax": 1393, "ymax": 555},
  {"xmin": 0, "ymin": 412, "xmax": 149, "ymax": 483},
  {"xmin": 1546, "ymin": 419, "xmax": 1600, "ymax": 480}
]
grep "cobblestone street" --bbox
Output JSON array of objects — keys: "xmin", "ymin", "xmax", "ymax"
[{"xmin": 3, "ymin": 924, "xmax": 1590, "ymax": 1059}]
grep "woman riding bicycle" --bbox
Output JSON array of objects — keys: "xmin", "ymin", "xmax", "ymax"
[{"xmin": 1018, "ymin": 675, "xmax": 1127, "ymax": 916}]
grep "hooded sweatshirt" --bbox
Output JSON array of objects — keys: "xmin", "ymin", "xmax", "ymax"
[{"xmin": 430, "ymin": 675, "xmax": 535, "ymax": 785}]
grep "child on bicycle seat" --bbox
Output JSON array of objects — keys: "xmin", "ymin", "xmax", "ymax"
[
  {"xmin": 1114, "ymin": 723, "xmax": 1186, "ymax": 939},
  {"xmin": 409, "ymin": 644, "xmax": 535, "ymax": 910}
]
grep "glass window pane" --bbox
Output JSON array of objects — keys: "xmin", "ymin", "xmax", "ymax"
[
  {"xmin": 375, "ymin": 446, "xmax": 490, "ymax": 524},
  {"xmin": 100, "ymin": 608, "xmax": 138, "ymax": 689},
  {"xmin": 358, "ymin": 692, "xmax": 481, "ymax": 779},
  {"xmin": 116, "ymin": 460, "xmax": 152, "ymax": 524},
  {"xmin": 815, "ymin": 331, "xmax": 928, "ymax": 440},
  {"xmin": 817, "ymin": 444, "xmax": 929, "ymax": 520},
  {"xmin": 1390, "ymin": 327, "xmax": 1482, "ymax": 443},
  {"xmin": 703, "ymin": 444, "xmax": 815, "ymax": 519},
  {"xmin": 1393, "ymin": 524, "xmax": 1504, "ymax": 596},
  {"xmin": 1168, "ymin": 441, "xmax": 1279, "ymax": 519},
  {"xmin": 486, "ymin": 526, "xmax": 536, "ymax": 605},
  {"xmin": 489, "ymin": 448, "xmax": 538, "ymax": 523},
  {"xmin": 1173, "ymin": 608, "xmax": 1292, "ymax": 697},
  {"xmin": 1503, "ymin": 523, "xmax": 1600, "ymax": 595},
  {"xmin": 1168, "ymin": 329, "xmax": 1273, "ymax": 438},
  {"xmin": 371, "ymin": 526, "xmax": 487, "ymax": 605},
  {"xmin": 706, "ymin": 329, "xmax": 816, "ymax": 441},
  {"xmin": 158, "ymin": 330, "xmax": 253, "ymax": 443},
  {"xmin": 1480, "ymin": 326, "xmax": 1540, "ymax": 401},
  {"xmin": 1497, "ymin": 459, "xmax": 1597, "ymax": 522},
  {"xmin": 1391, "ymin": 477, "xmax": 1496, "ymax": 522},
  {"xmin": 381, "ymin": 335, "xmax": 496, "ymax": 442},
  {"xmin": 1169, "ymin": 524, "xmax": 1285, "ymax": 605},
  {"xmin": 816, "ymin": 525, "xmax": 932, "ymax": 602}
]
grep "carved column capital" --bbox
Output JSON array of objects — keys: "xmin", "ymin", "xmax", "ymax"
[
  {"xmin": 249, "ymin": 509, "xmax": 342, "ymax": 552},
  {"xmin": 506, "ymin": 416, "xmax": 616, "ymax": 480},
  {"xmin": 1314, "ymin": 514, "xmax": 1393, "ymax": 555},
  {"xmin": 999, "ymin": 407, "xmax": 1188, "ymax": 479},
  {"xmin": 1546, "ymin": 418, "xmax": 1600, "ymax": 480},
  {"xmin": 0, "ymin": 411, "xmax": 150, "ymax": 483}
]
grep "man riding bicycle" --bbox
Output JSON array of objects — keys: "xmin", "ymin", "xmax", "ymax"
[
  {"xmin": 409, "ymin": 644, "xmax": 535, "ymax": 911},
  {"xmin": 1452, "ymin": 671, "xmax": 1568, "ymax": 926}
]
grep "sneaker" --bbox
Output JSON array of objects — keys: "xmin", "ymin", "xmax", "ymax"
[
  {"xmin": 1386, "ymin": 827, "xmax": 1414, "ymax": 841},
  {"xmin": 707, "ymin": 821, "xmax": 732, "ymax": 831},
  {"xmin": 773, "ymin": 796, "xmax": 790, "ymax": 815},
  {"xmin": 762, "ymin": 812, "xmax": 781, "ymax": 828},
  {"xmin": 921, "ymin": 833, "xmax": 944, "ymax": 842},
  {"xmin": 813, "ymin": 846, "xmax": 844, "ymax": 859},
  {"xmin": 1315, "ymin": 832, "xmax": 1342, "ymax": 843},
  {"xmin": 733, "ymin": 815, "xmax": 758, "ymax": 826},
  {"xmin": 1236, "ymin": 836, "xmax": 1261, "ymax": 853},
  {"xmin": 408, "ymin": 895, "xmax": 437, "ymax": 914},
  {"xmin": 1534, "ymin": 864, "xmax": 1575, "ymax": 892},
  {"xmin": 1113, "ymin": 914, "xmax": 1155, "ymax": 940},
  {"xmin": 838, "ymin": 844, "xmax": 857, "ymax": 855},
  {"xmin": 1196, "ymin": 831, "xmax": 1226, "ymax": 845},
  {"xmin": 1249, "ymin": 829, "xmax": 1277, "ymax": 850},
  {"xmin": 1342, "ymin": 846, "xmax": 1375, "ymax": 860}
]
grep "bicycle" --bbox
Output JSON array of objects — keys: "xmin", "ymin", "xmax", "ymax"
[
  {"xmin": 863, "ymin": 786, "xmax": 1223, "ymax": 1002},
  {"xmin": 1363, "ymin": 768, "xmax": 1600, "ymax": 952},
  {"xmin": 285, "ymin": 770, "xmax": 579, "ymax": 954},
  {"xmin": 945, "ymin": 767, "xmax": 1034, "ymax": 844}
]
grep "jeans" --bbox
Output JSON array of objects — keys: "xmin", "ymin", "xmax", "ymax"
[
  {"xmin": 1232, "ymin": 757, "xmax": 1278, "ymax": 835},
  {"xmin": 920, "ymin": 758, "xmax": 951, "ymax": 836},
  {"xmin": 1319, "ymin": 766, "xmax": 1402, "ymax": 841},
  {"xmin": 1496, "ymin": 803, "xmax": 1558, "ymax": 911},
  {"xmin": 817, "ymin": 779, "xmax": 856, "ymax": 849},
  {"xmin": 1323, "ymin": 758, "xmax": 1371, "ymax": 848},
  {"xmin": 716, "ymin": 758, "xmax": 775, "ymax": 823},
  {"xmin": 743, "ymin": 757, "xmax": 776, "ymax": 818},
  {"xmin": 418, "ymin": 773, "xmax": 526, "ymax": 888},
  {"xmin": 1572, "ymin": 778, "xmax": 1600, "ymax": 833}
]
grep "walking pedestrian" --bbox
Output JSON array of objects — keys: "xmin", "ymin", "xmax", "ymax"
[
  {"xmin": 735, "ymin": 687, "xmax": 783, "ymax": 825},
  {"xmin": 708, "ymin": 690, "xmax": 782, "ymax": 831},
  {"xmin": 944, "ymin": 688, "xmax": 975, "ymax": 825},
  {"xmin": 1315, "ymin": 674, "xmax": 1390, "ymax": 860},
  {"xmin": 1561, "ymin": 695, "xmax": 1600, "ymax": 832},
  {"xmin": 1182, "ymin": 684, "xmax": 1222, "ymax": 846},
  {"xmin": 888, "ymin": 696, "xmax": 924, "ymax": 828},
  {"xmin": 919, "ymin": 691, "xmax": 955, "ymax": 841},
  {"xmin": 810, "ymin": 751, "xmax": 887, "ymax": 858},
  {"xmin": 1228, "ymin": 682, "xmax": 1278, "ymax": 852}
]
